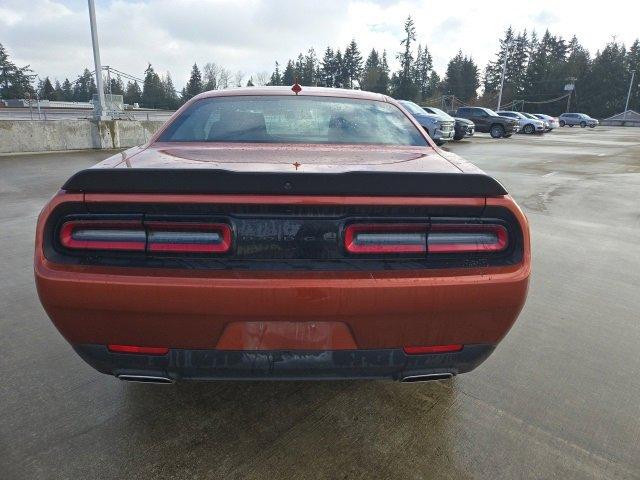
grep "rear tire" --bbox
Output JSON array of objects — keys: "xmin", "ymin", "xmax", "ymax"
[
  {"xmin": 580, "ymin": 121, "xmax": 587, "ymax": 128},
  {"xmin": 435, "ymin": 139, "xmax": 446, "ymax": 146},
  {"xmin": 589, "ymin": 124, "xmax": 596, "ymax": 128},
  {"xmin": 523, "ymin": 124, "xmax": 535, "ymax": 134},
  {"xmin": 453, "ymin": 134, "xmax": 464, "ymax": 141},
  {"xmin": 489, "ymin": 124, "xmax": 505, "ymax": 138},
  {"xmin": 559, "ymin": 120, "xmax": 566, "ymax": 127}
]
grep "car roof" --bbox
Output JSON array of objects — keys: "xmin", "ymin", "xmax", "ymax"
[{"xmin": 190, "ymin": 86, "xmax": 390, "ymax": 103}]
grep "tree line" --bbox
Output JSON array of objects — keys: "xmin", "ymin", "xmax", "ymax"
[{"xmin": 1, "ymin": 17, "xmax": 638, "ymax": 118}]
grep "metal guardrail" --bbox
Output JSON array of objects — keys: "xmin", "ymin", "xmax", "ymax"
[{"xmin": 0, "ymin": 107, "xmax": 175, "ymax": 121}]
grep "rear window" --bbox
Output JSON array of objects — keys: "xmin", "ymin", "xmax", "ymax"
[{"xmin": 159, "ymin": 95, "xmax": 427, "ymax": 146}]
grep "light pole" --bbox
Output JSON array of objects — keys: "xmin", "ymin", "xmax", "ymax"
[
  {"xmin": 496, "ymin": 41, "xmax": 514, "ymax": 111},
  {"xmin": 88, "ymin": 0, "xmax": 108, "ymax": 120},
  {"xmin": 624, "ymin": 70, "xmax": 636, "ymax": 121}
]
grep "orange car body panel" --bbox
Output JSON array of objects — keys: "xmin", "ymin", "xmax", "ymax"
[{"xmin": 35, "ymin": 193, "xmax": 530, "ymax": 351}]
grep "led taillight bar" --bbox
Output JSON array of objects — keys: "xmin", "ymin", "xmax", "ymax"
[
  {"xmin": 59, "ymin": 220, "xmax": 146, "ymax": 251},
  {"xmin": 428, "ymin": 224, "xmax": 508, "ymax": 253},
  {"xmin": 59, "ymin": 220, "xmax": 232, "ymax": 254},
  {"xmin": 146, "ymin": 222, "xmax": 231, "ymax": 253},
  {"xmin": 344, "ymin": 223, "xmax": 428, "ymax": 254},
  {"xmin": 344, "ymin": 223, "xmax": 508, "ymax": 255}
]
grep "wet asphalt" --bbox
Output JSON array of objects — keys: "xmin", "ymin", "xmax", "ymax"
[{"xmin": 1, "ymin": 126, "xmax": 639, "ymax": 479}]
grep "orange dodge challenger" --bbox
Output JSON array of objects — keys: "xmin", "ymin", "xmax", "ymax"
[{"xmin": 35, "ymin": 86, "xmax": 530, "ymax": 384}]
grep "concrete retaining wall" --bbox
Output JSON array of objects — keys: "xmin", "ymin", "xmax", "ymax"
[{"xmin": 0, "ymin": 119, "xmax": 165, "ymax": 154}]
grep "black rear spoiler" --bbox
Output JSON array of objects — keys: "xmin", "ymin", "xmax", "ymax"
[{"xmin": 62, "ymin": 169, "xmax": 507, "ymax": 197}]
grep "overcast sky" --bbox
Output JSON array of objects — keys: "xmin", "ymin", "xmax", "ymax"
[{"xmin": 1, "ymin": 0, "xmax": 639, "ymax": 88}]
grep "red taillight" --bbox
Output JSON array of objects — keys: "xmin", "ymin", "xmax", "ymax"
[
  {"xmin": 344, "ymin": 223, "xmax": 427, "ymax": 254},
  {"xmin": 146, "ymin": 222, "xmax": 231, "ymax": 253},
  {"xmin": 107, "ymin": 344, "xmax": 169, "ymax": 355},
  {"xmin": 59, "ymin": 220, "xmax": 146, "ymax": 251},
  {"xmin": 427, "ymin": 224, "xmax": 507, "ymax": 253},
  {"xmin": 344, "ymin": 223, "xmax": 508, "ymax": 255},
  {"xmin": 403, "ymin": 344, "xmax": 463, "ymax": 355},
  {"xmin": 59, "ymin": 219, "xmax": 232, "ymax": 254}
]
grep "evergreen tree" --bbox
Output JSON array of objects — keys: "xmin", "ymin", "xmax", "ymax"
[
  {"xmin": 581, "ymin": 41, "xmax": 628, "ymax": 117},
  {"xmin": 414, "ymin": 44, "xmax": 433, "ymax": 101},
  {"xmin": 302, "ymin": 48, "xmax": 318, "ymax": 85},
  {"xmin": 38, "ymin": 77, "xmax": 55, "ymax": 100},
  {"xmin": 444, "ymin": 51, "xmax": 479, "ymax": 102},
  {"xmin": 141, "ymin": 63, "xmax": 164, "ymax": 108},
  {"xmin": 342, "ymin": 39, "xmax": 363, "ymax": 88},
  {"xmin": 319, "ymin": 47, "xmax": 336, "ymax": 87},
  {"xmin": 108, "ymin": 75, "xmax": 125, "ymax": 95},
  {"xmin": 182, "ymin": 63, "xmax": 203, "ymax": 101},
  {"xmin": 0, "ymin": 42, "xmax": 35, "ymax": 99},
  {"xmin": 282, "ymin": 60, "xmax": 296, "ymax": 85},
  {"xmin": 61, "ymin": 78, "xmax": 73, "ymax": 101},
  {"xmin": 361, "ymin": 49, "xmax": 381, "ymax": 92},
  {"xmin": 73, "ymin": 69, "xmax": 97, "ymax": 102},
  {"xmin": 483, "ymin": 27, "xmax": 516, "ymax": 95},
  {"xmin": 392, "ymin": 16, "xmax": 418, "ymax": 99},
  {"xmin": 124, "ymin": 80, "xmax": 142, "ymax": 106},
  {"xmin": 625, "ymin": 39, "xmax": 640, "ymax": 112},
  {"xmin": 376, "ymin": 50, "xmax": 391, "ymax": 94},
  {"xmin": 269, "ymin": 61, "xmax": 282, "ymax": 86},
  {"xmin": 53, "ymin": 80, "xmax": 63, "ymax": 101},
  {"xmin": 162, "ymin": 72, "xmax": 179, "ymax": 109},
  {"xmin": 246, "ymin": 77, "xmax": 254, "ymax": 87},
  {"xmin": 334, "ymin": 49, "xmax": 347, "ymax": 88}
]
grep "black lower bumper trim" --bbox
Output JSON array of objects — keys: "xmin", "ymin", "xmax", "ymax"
[{"xmin": 73, "ymin": 344, "xmax": 495, "ymax": 381}]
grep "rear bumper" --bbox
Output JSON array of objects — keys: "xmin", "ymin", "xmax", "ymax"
[{"xmin": 73, "ymin": 343, "xmax": 495, "ymax": 381}]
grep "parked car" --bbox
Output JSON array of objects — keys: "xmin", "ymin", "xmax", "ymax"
[
  {"xmin": 496, "ymin": 111, "xmax": 546, "ymax": 134},
  {"xmin": 533, "ymin": 114, "xmax": 559, "ymax": 130},
  {"xmin": 521, "ymin": 113, "xmax": 550, "ymax": 131},
  {"xmin": 559, "ymin": 113, "xmax": 599, "ymax": 128},
  {"xmin": 397, "ymin": 100, "xmax": 455, "ymax": 146},
  {"xmin": 455, "ymin": 106, "xmax": 519, "ymax": 138},
  {"xmin": 34, "ymin": 86, "xmax": 531, "ymax": 384},
  {"xmin": 421, "ymin": 106, "xmax": 474, "ymax": 141}
]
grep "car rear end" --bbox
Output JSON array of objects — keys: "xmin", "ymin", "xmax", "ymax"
[
  {"xmin": 35, "ymin": 88, "xmax": 530, "ymax": 383},
  {"xmin": 35, "ymin": 182, "xmax": 530, "ymax": 383}
]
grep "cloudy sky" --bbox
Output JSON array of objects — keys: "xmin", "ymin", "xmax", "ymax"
[{"xmin": 1, "ymin": 0, "xmax": 639, "ymax": 88}]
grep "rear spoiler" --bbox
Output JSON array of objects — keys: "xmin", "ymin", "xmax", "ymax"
[{"xmin": 62, "ymin": 169, "xmax": 507, "ymax": 197}]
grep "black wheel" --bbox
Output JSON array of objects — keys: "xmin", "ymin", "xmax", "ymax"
[
  {"xmin": 489, "ymin": 124, "xmax": 505, "ymax": 138},
  {"xmin": 435, "ymin": 139, "xmax": 446, "ymax": 146},
  {"xmin": 523, "ymin": 124, "xmax": 535, "ymax": 134},
  {"xmin": 453, "ymin": 134, "xmax": 464, "ymax": 141},
  {"xmin": 559, "ymin": 120, "xmax": 566, "ymax": 127},
  {"xmin": 580, "ymin": 121, "xmax": 587, "ymax": 128},
  {"xmin": 589, "ymin": 124, "xmax": 596, "ymax": 128}
]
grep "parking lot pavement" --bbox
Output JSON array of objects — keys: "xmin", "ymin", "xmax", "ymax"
[{"xmin": 1, "ymin": 126, "xmax": 639, "ymax": 479}]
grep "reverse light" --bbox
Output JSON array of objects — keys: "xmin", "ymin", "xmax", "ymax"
[
  {"xmin": 107, "ymin": 344, "xmax": 169, "ymax": 355},
  {"xmin": 403, "ymin": 344, "xmax": 463, "ymax": 355},
  {"xmin": 344, "ymin": 223, "xmax": 427, "ymax": 254},
  {"xmin": 59, "ymin": 220, "xmax": 146, "ymax": 251},
  {"xmin": 146, "ymin": 221, "xmax": 231, "ymax": 253},
  {"xmin": 427, "ymin": 224, "xmax": 508, "ymax": 253}
]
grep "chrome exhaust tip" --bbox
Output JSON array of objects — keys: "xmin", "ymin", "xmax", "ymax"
[
  {"xmin": 117, "ymin": 374, "xmax": 174, "ymax": 384},
  {"xmin": 401, "ymin": 373, "xmax": 454, "ymax": 383}
]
